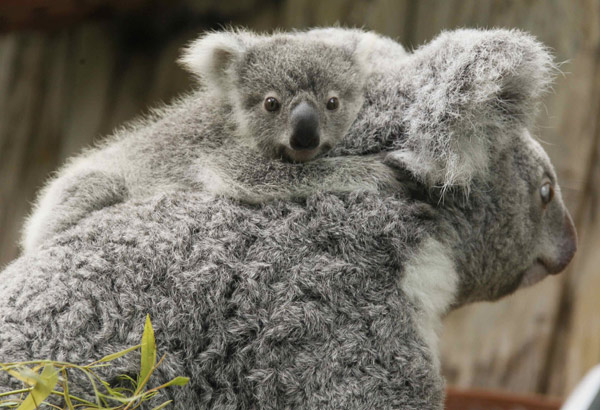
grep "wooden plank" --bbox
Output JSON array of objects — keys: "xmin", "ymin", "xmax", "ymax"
[
  {"xmin": 545, "ymin": 0, "xmax": 600, "ymax": 392},
  {"xmin": 0, "ymin": 0, "xmax": 149, "ymax": 32}
]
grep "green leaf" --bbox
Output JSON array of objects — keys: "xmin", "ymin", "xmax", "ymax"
[
  {"xmin": 139, "ymin": 314, "xmax": 156, "ymax": 386},
  {"xmin": 61, "ymin": 368, "xmax": 75, "ymax": 410},
  {"xmin": 16, "ymin": 364, "xmax": 58, "ymax": 410},
  {"xmin": 97, "ymin": 391, "xmax": 145, "ymax": 404},
  {"xmin": 2, "ymin": 365, "xmax": 38, "ymax": 386},
  {"xmin": 98, "ymin": 378, "xmax": 126, "ymax": 399},
  {"xmin": 115, "ymin": 373, "xmax": 137, "ymax": 392},
  {"xmin": 91, "ymin": 344, "xmax": 141, "ymax": 365},
  {"xmin": 161, "ymin": 377, "xmax": 189, "ymax": 387},
  {"xmin": 150, "ymin": 400, "xmax": 173, "ymax": 410}
]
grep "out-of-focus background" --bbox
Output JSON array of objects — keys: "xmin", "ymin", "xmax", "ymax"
[{"xmin": 0, "ymin": 0, "xmax": 598, "ymax": 402}]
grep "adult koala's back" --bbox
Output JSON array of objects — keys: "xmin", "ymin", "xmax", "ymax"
[
  {"xmin": 0, "ymin": 28, "xmax": 577, "ymax": 409},
  {"xmin": 1, "ymin": 190, "xmax": 443, "ymax": 409}
]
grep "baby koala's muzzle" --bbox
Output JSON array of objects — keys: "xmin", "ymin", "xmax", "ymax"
[{"xmin": 290, "ymin": 102, "xmax": 320, "ymax": 151}]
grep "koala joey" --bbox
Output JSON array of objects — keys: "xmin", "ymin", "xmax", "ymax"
[{"xmin": 22, "ymin": 29, "xmax": 398, "ymax": 252}]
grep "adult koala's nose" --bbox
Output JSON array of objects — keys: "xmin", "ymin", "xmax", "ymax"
[
  {"xmin": 290, "ymin": 102, "xmax": 320, "ymax": 151},
  {"xmin": 541, "ymin": 212, "xmax": 578, "ymax": 275}
]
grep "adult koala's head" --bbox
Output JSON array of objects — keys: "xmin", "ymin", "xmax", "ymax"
[
  {"xmin": 379, "ymin": 29, "xmax": 577, "ymax": 305},
  {"xmin": 180, "ymin": 29, "xmax": 373, "ymax": 163},
  {"xmin": 434, "ymin": 126, "xmax": 577, "ymax": 305}
]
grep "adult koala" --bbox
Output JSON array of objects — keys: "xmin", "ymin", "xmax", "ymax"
[{"xmin": 0, "ymin": 29, "xmax": 576, "ymax": 409}]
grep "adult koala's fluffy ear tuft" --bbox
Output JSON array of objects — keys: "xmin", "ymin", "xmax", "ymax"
[
  {"xmin": 386, "ymin": 29, "xmax": 556, "ymax": 191},
  {"xmin": 178, "ymin": 29, "xmax": 258, "ymax": 93}
]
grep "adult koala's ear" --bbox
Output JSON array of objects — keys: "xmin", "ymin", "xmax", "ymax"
[
  {"xmin": 179, "ymin": 30, "xmax": 257, "ymax": 92},
  {"xmin": 386, "ymin": 29, "xmax": 556, "ymax": 190}
]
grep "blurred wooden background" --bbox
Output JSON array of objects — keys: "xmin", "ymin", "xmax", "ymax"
[{"xmin": 0, "ymin": 0, "xmax": 598, "ymax": 400}]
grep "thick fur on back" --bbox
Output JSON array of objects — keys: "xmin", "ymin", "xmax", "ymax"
[
  {"xmin": 1, "ymin": 29, "xmax": 576, "ymax": 409},
  {"xmin": 1, "ymin": 190, "xmax": 444, "ymax": 409}
]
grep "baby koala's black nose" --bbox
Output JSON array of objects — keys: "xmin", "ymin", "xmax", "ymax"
[{"xmin": 290, "ymin": 102, "xmax": 320, "ymax": 151}]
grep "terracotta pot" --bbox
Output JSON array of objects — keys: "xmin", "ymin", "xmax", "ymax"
[{"xmin": 446, "ymin": 387, "xmax": 562, "ymax": 410}]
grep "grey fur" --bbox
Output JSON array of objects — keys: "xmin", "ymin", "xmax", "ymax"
[
  {"xmin": 1, "ymin": 28, "xmax": 576, "ymax": 409},
  {"xmin": 21, "ymin": 29, "xmax": 377, "ymax": 252}
]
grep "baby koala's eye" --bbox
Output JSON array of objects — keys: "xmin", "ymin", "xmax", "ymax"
[
  {"xmin": 264, "ymin": 97, "xmax": 281, "ymax": 112},
  {"xmin": 540, "ymin": 182, "xmax": 554, "ymax": 206},
  {"xmin": 326, "ymin": 97, "xmax": 339, "ymax": 111}
]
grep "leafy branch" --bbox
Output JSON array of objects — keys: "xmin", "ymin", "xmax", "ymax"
[{"xmin": 0, "ymin": 315, "xmax": 188, "ymax": 410}]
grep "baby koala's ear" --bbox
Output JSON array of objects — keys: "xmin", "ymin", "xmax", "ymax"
[
  {"xmin": 179, "ymin": 30, "xmax": 256, "ymax": 89},
  {"xmin": 352, "ymin": 32, "xmax": 380, "ymax": 75},
  {"xmin": 303, "ymin": 28, "xmax": 407, "ymax": 74},
  {"xmin": 353, "ymin": 31, "xmax": 407, "ymax": 73}
]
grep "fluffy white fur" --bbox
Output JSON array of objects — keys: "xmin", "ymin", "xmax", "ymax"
[{"xmin": 401, "ymin": 238, "xmax": 458, "ymax": 369}]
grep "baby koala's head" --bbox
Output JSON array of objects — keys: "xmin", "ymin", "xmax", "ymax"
[{"xmin": 180, "ymin": 29, "xmax": 373, "ymax": 162}]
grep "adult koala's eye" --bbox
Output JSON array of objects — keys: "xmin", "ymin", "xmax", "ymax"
[
  {"xmin": 540, "ymin": 182, "xmax": 554, "ymax": 206},
  {"xmin": 264, "ymin": 97, "xmax": 281, "ymax": 112},
  {"xmin": 326, "ymin": 97, "xmax": 339, "ymax": 111}
]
